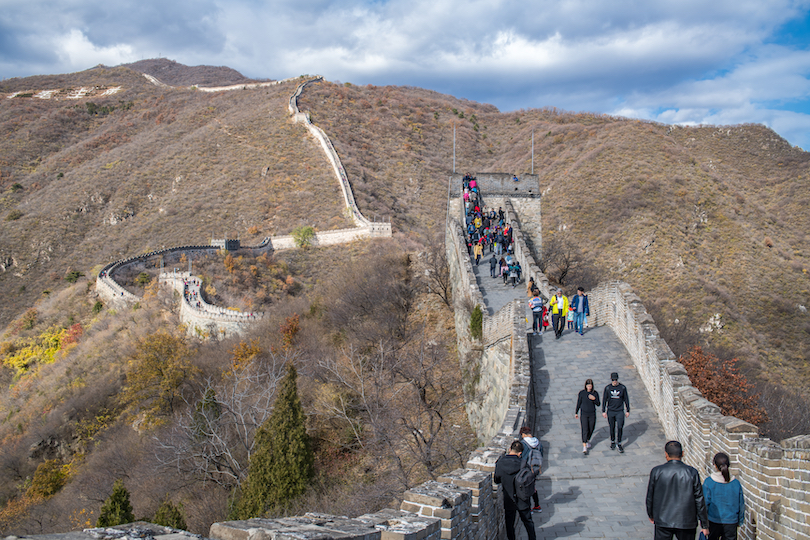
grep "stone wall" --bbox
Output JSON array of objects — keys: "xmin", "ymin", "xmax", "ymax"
[
  {"xmin": 289, "ymin": 77, "xmax": 392, "ymax": 237},
  {"xmin": 449, "ymin": 174, "xmax": 540, "ymax": 198},
  {"xmin": 588, "ymin": 280, "xmax": 810, "ymax": 540},
  {"xmin": 160, "ymin": 272, "xmax": 262, "ymax": 338}
]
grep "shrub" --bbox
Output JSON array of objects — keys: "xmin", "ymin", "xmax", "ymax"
[
  {"xmin": 680, "ymin": 346, "xmax": 768, "ymax": 425},
  {"xmin": 135, "ymin": 272, "xmax": 152, "ymax": 287},
  {"xmin": 92, "ymin": 300, "xmax": 104, "ymax": 314},
  {"xmin": 28, "ymin": 459, "xmax": 69, "ymax": 498},
  {"xmin": 291, "ymin": 226, "xmax": 316, "ymax": 248},
  {"xmin": 470, "ymin": 305, "xmax": 483, "ymax": 340},
  {"xmin": 153, "ymin": 498, "xmax": 187, "ymax": 530},
  {"xmin": 6, "ymin": 209, "xmax": 23, "ymax": 221},
  {"xmin": 96, "ymin": 479, "xmax": 134, "ymax": 527},
  {"xmin": 64, "ymin": 271, "xmax": 85, "ymax": 283}
]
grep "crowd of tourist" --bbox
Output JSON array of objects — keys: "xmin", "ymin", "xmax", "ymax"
[
  {"xmin": 462, "ymin": 174, "xmax": 524, "ymax": 288},
  {"xmin": 469, "ymin": 174, "xmax": 745, "ymax": 540}
]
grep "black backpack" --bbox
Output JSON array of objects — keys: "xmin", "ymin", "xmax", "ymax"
[{"xmin": 514, "ymin": 462, "xmax": 536, "ymax": 502}]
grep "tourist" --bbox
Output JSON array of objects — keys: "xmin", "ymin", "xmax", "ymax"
[
  {"xmin": 703, "ymin": 452, "xmax": 744, "ymax": 540},
  {"xmin": 494, "ymin": 441, "xmax": 537, "ymax": 540},
  {"xmin": 575, "ymin": 378, "xmax": 600, "ymax": 454},
  {"xmin": 519, "ymin": 426, "xmax": 543, "ymax": 512},
  {"xmin": 549, "ymin": 289, "xmax": 569, "ymax": 339},
  {"xmin": 571, "ymin": 287, "xmax": 590, "ymax": 335},
  {"xmin": 489, "ymin": 254, "xmax": 498, "ymax": 278},
  {"xmin": 602, "ymin": 372, "xmax": 630, "ymax": 452},
  {"xmin": 473, "ymin": 242, "xmax": 483, "ymax": 266},
  {"xmin": 528, "ymin": 291, "xmax": 545, "ymax": 335},
  {"xmin": 646, "ymin": 441, "xmax": 709, "ymax": 540}
]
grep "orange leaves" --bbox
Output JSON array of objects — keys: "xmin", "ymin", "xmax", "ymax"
[{"xmin": 680, "ymin": 346, "xmax": 768, "ymax": 425}]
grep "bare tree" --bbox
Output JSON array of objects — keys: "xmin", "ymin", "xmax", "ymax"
[
  {"xmin": 420, "ymin": 237, "xmax": 452, "ymax": 307},
  {"xmin": 315, "ymin": 332, "xmax": 473, "ymax": 490},
  {"xmin": 153, "ymin": 353, "xmax": 287, "ymax": 489}
]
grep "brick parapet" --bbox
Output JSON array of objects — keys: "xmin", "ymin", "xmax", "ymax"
[{"xmin": 589, "ymin": 280, "xmax": 810, "ymax": 540}]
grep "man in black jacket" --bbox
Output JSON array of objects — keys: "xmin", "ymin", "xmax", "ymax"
[
  {"xmin": 494, "ymin": 441, "xmax": 537, "ymax": 540},
  {"xmin": 602, "ymin": 371, "xmax": 630, "ymax": 452},
  {"xmin": 646, "ymin": 441, "xmax": 709, "ymax": 540}
]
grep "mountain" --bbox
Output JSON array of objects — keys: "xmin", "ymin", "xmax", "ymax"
[
  {"xmin": 0, "ymin": 61, "xmax": 808, "ymax": 534},
  {"xmin": 299, "ymin": 81, "xmax": 810, "ymax": 390}
]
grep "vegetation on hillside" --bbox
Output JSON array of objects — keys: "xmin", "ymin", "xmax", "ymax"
[
  {"xmin": 301, "ymin": 81, "xmax": 810, "ymax": 434},
  {"xmin": 0, "ymin": 239, "xmax": 471, "ymax": 534},
  {"xmin": 1, "ymin": 62, "xmax": 809, "ymax": 535}
]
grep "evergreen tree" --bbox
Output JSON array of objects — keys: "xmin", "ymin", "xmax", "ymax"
[
  {"xmin": 153, "ymin": 497, "xmax": 187, "ymax": 530},
  {"xmin": 231, "ymin": 362, "xmax": 313, "ymax": 518},
  {"xmin": 96, "ymin": 479, "xmax": 135, "ymax": 527}
]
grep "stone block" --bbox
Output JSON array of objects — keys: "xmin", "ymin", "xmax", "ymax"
[{"xmin": 356, "ymin": 509, "xmax": 441, "ymax": 540}]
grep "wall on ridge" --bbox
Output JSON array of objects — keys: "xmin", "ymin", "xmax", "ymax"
[
  {"xmin": 207, "ymin": 187, "xmax": 544, "ymax": 540},
  {"xmin": 589, "ymin": 281, "xmax": 810, "ymax": 540}
]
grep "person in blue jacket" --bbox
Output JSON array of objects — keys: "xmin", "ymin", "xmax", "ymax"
[
  {"xmin": 570, "ymin": 287, "xmax": 590, "ymax": 335},
  {"xmin": 703, "ymin": 452, "xmax": 745, "ymax": 540}
]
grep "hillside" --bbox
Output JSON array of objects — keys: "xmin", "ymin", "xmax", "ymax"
[
  {"xmin": 0, "ymin": 66, "xmax": 351, "ymax": 326},
  {"xmin": 1, "ymin": 63, "xmax": 809, "ymax": 534},
  {"xmin": 300, "ymin": 81, "xmax": 810, "ymax": 392},
  {"xmin": 0, "ymin": 65, "xmax": 471, "ymax": 535}
]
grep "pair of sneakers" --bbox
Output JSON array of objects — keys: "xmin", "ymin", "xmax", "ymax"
[{"xmin": 609, "ymin": 442, "xmax": 625, "ymax": 453}]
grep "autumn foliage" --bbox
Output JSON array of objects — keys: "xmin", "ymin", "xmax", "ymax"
[{"xmin": 680, "ymin": 346, "xmax": 768, "ymax": 425}]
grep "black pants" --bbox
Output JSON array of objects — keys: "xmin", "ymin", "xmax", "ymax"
[
  {"xmin": 503, "ymin": 496, "xmax": 536, "ymax": 540},
  {"xmin": 708, "ymin": 521, "xmax": 738, "ymax": 540},
  {"xmin": 552, "ymin": 313, "xmax": 565, "ymax": 336},
  {"xmin": 532, "ymin": 311, "xmax": 543, "ymax": 333},
  {"xmin": 653, "ymin": 526, "xmax": 696, "ymax": 540},
  {"xmin": 580, "ymin": 414, "xmax": 596, "ymax": 443},
  {"xmin": 607, "ymin": 411, "xmax": 625, "ymax": 443}
]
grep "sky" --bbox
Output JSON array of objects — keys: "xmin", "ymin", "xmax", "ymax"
[{"xmin": 2, "ymin": 0, "xmax": 810, "ymax": 149}]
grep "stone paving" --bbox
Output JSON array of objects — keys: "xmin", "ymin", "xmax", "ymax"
[
  {"xmin": 470, "ymin": 255, "xmax": 669, "ymax": 539},
  {"xmin": 470, "ymin": 257, "xmax": 525, "ymax": 314},
  {"xmin": 526, "ymin": 326, "xmax": 667, "ymax": 539}
]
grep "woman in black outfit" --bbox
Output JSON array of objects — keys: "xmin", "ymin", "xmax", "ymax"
[{"xmin": 575, "ymin": 378, "xmax": 600, "ymax": 454}]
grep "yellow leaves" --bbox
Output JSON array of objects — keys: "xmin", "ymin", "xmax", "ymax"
[
  {"xmin": 0, "ymin": 326, "xmax": 67, "ymax": 375},
  {"xmin": 230, "ymin": 339, "xmax": 262, "ymax": 372},
  {"xmin": 121, "ymin": 332, "xmax": 198, "ymax": 430}
]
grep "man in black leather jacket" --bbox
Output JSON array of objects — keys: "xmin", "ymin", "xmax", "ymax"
[{"xmin": 646, "ymin": 440, "xmax": 709, "ymax": 540}]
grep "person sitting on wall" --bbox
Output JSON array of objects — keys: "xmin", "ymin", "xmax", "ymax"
[{"xmin": 513, "ymin": 174, "xmax": 520, "ymax": 182}]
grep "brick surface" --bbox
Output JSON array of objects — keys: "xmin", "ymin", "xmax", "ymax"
[{"xmin": 522, "ymin": 326, "xmax": 668, "ymax": 539}]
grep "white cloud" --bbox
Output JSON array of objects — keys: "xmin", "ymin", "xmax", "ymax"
[
  {"xmin": 54, "ymin": 29, "xmax": 137, "ymax": 70},
  {"xmin": 2, "ymin": 0, "xmax": 810, "ymax": 147}
]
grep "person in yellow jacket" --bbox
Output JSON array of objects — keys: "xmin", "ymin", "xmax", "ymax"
[
  {"xmin": 473, "ymin": 242, "xmax": 483, "ymax": 266},
  {"xmin": 548, "ymin": 288, "xmax": 570, "ymax": 339}
]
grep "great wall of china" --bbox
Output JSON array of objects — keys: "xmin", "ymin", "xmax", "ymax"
[
  {"xmin": 29, "ymin": 74, "xmax": 808, "ymax": 540},
  {"xmin": 94, "ymin": 76, "xmax": 391, "ymax": 337},
  {"xmin": 200, "ymin": 175, "xmax": 809, "ymax": 540}
]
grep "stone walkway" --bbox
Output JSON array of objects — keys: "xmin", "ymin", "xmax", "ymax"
[
  {"xmin": 470, "ymin": 257, "xmax": 668, "ymax": 539},
  {"xmin": 526, "ymin": 327, "xmax": 667, "ymax": 539},
  {"xmin": 470, "ymin": 257, "xmax": 525, "ymax": 314}
]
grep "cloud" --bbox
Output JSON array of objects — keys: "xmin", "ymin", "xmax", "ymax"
[
  {"xmin": 54, "ymin": 29, "xmax": 137, "ymax": 70},
  {"xmin": 1, "ymin": 0, "xmax": 810, "ymax": 147}
]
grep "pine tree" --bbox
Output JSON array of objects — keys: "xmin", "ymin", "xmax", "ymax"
[
  {"xmin": 96, "ymin": 479, "xmax": 135, "ymax": 527},
  {"xmin": 153, "ymin": 497, "xmax": 187, "ymax": 530},
  {"xmin": 231, "ymin": 362, "xmax": 313, "ymax": 518}
]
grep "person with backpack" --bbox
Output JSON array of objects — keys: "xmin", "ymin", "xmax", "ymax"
[
  {"xmin": 494, "ymin": 440, "xmax": 538, "ymax": 540},
  {"xmin": 519, "ymin": 426, "xmax": 543, "ymax": 512},
  {"xmin": 528, "ymin": 291, "xmax": 546, "ymax": 336}
]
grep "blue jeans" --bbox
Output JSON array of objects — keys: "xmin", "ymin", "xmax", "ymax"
[{"xmin": 575, "ymin": 312, "xmax": 586, "ymax": 334}]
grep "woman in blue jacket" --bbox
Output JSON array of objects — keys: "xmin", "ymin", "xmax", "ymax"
[{"xmin": 703, "ymin": 452, "xmax": 745, "ymax": 540}]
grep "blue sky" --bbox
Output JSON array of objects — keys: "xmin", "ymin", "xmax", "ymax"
[{"xmin": 2, "ymin": 0, "xmax": 810, "ymax": 149}]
